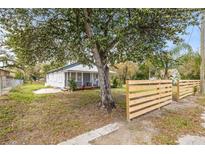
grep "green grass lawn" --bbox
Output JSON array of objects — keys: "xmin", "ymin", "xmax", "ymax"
[
  {"xmin": 8, "ymin": 84, "xmax": 47, "ymax": 103},
  {"xmin": 0, "ymin": 83, "xmax": 125, "ymax": 144}
]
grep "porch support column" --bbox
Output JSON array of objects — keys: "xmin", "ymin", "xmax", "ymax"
[
  {"xmin": 65, "ymin": 72, "xmax": 67, "ymax": 87},
  {"xmin": 91, "ymin": 73, "xmax": 94, "ymax": 86},
  {"xmin": 75, "ymin": 72, "xmax": 77, "ymax": 82},
  {"xmin": 69, "ymin": 72, "xmax": 71, "ymax": 80},
  {"xmin": 81, "ymin": 72, "xmax": 83, "ymax": 86}
]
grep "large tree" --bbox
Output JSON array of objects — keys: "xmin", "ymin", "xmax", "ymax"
[{"xmin": 0, "ymin": 8, "xmax": 200, "ymax": 112}]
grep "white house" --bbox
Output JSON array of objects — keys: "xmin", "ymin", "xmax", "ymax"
[{"xmin": 45, "ymin": 63, "xmax": 99, "ymax": 89}]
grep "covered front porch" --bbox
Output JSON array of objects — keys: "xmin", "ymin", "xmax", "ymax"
[{"xmin": 65, "ymin": 71, "xmax": 99, "ymax": 88}]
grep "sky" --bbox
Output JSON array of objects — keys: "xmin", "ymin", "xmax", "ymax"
[{"xmin": 169, "ymin": 25, "xmax": 200, "ymax": 52}]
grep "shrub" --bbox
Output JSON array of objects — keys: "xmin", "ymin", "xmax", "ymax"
[
  {"xmin": 193, "ymin": 86, "xmax": 198, "ymax": 95},
  {"xmin": 112, "ymin": 77, "xmax": 122, "ymax": 88},
  {"xmin": 69, "ymin": 79, "xmax": 77, "ymax": 91}
]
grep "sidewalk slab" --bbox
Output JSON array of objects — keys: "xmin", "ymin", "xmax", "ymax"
[{"xmin": 58, "ymin": 123, "xmax": 119, "ymax": 145}]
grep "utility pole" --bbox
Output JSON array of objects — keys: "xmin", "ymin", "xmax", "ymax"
[{"xmin": 200, "ymin": 12, "xmax": 205, "ymax": 95}]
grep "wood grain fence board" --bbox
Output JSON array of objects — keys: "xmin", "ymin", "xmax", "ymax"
[
  {"xmin": 128, "ymin": 80, "xmax": 171, "ymax": 85},
  {"xmin": 179, "ymin": 88, "xmax": 194, "ymax": 92},
  {"xmin": 129, "ymin": 96, "xmax": 172, "ymax": 112},
  {"xmin": 129, "ymin": 92, "xmax": 172, "ymax": 106},
  {"xmin": 129, "ymin": 100, "xmax": 172, "ymax": 119},
  {"xmin": 179, "ymin": 93, "xmax": 193, "ymax": 99},
  {"xmin": 129, "ymin": 85, "xmax": 159, "ymax": 92},
  {"xmin": 129, "ymin": 90, "xmax": 159, "ymax": 99}
]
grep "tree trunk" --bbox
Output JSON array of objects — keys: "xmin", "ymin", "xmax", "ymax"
[
  {"xmin": 97, "ymin": 64, "xmax": 116, "ymax": 113},
  {"xmin": 83, "ymin": 9, "xmax": 116, "ymax": 113},
  {"xmin": 164, "ymin": 67, "xmax": 168, "ymax": 79},
  {"xmin": 124, "ymin": 65, "xmax": 128, "ymax": 84}
]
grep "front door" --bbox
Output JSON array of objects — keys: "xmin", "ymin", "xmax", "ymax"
[{"xmin": 83, "ymin": 73, "xmax": 91, "ymax": 86}]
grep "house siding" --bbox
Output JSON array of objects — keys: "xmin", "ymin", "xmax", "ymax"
[
  {"xmin": 45, "ymin": 63, "xmax": 100, "ymax": 89},
  {"xmin": 45, "ymin": 70, "xmax": 65, "ymax": 89}
]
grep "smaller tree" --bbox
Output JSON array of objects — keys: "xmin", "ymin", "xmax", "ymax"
[
  {"xmin": 114, "ymin": 61, "xmax": 138, "ymax": 83},
  {"xmin": 177, "ymin": 51, "xmax": 200, "ymax": 79},
  {"xmin": 150, "ymin": 43, "xmax": 192, "ymax": 79}
]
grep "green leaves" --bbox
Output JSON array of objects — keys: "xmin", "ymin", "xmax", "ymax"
[{"xmin": 0, "ymin": 8, "xmax": 201, "ymax": 67}]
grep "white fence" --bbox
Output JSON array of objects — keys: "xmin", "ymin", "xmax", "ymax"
[{"xmin": 0, "ymin": 77, "xmax": 23, "ymax": 96}]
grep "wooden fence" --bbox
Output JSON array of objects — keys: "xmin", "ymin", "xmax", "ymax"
[
  {"xmin": 177, "ymin": 80, "xmax": 200, "ymax": 100},
  {"xmin": 126, "ymin": 80, "xmax": 172, "ymax": 121}
]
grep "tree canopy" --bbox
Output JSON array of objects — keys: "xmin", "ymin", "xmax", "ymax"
[{"xmin": 150, "ymin": 43, "xmax": 193, "ymax": 79}]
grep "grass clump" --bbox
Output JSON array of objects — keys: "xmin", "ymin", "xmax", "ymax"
[
  {"xmin": 196, "ymin": 96, "xmax": 205, "ymax": 106},
  {"xmin": 0, "ymin": 104, "xmax": 16, "ymax": 141}
]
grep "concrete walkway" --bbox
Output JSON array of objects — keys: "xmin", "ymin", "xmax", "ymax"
[
  {"xmin": 58, "ymin": 123, "xmax": 119, "ymax": 145},
  {"xmin": 178, "ymin": 110, "xmax": 205, "ymax": 145},
  {"xmin": 33, "ymin": 88, "xmax": 62, "ymax": 94}
]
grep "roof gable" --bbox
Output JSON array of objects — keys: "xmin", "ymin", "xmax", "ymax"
[
  {"xmin": 47, "ymin": 63, "xmax": 98, "ymax": 74},
  {"xmin": 64, "ymin": 64, "xmax": 98, "ymax": 72}
]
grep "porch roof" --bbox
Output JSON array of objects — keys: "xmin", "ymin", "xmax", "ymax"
[
  {"xmin": 47, "ymin": 63, "xmax": 98, "ymax": 74},
  {"xmin": 63, "ymin": 63, "xmax": 98, "ymax": 73},
  {"xmin": 47, "ymin": 62, "xmax": 116, "ymax": 74}
]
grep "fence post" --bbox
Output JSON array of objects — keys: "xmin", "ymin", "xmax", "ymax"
[
  {"xmin": 158, "ymin": 80, "xmax": 161, "ymax": 110},
  {"xmin": 0, "ymin": 77, "xmax": 2, "ymax": 96},
  {"xmin": 176, "ymin": 80, "xmax": 179, "ymax": 102},
  {"xmin": 126, "ymin": 80, "xmax": 130, "ymax": 122}
]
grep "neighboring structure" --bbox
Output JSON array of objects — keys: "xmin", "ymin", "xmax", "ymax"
[
  {"xmin": 0, "ymin": 68, "xmax": 12, "ymax": 89},
  {"xmin": 0, "ymin": 68, "xmax": 10, "ymax": 77},
  {"xmin": 0, "ymin": 68, "xmax": 23, "ymax": 95},
  {"xmin": 45, "ymin": 63, "xmax": 100, "ymax": 89}
]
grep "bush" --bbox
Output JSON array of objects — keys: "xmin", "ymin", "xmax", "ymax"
[
  {"xmin": 193, "ymin": 86, "xmax": 198, "ymax": 96},
  {"xmin": 112, "ymin": 77, "xmax": 122, "ymax": 88},
  {"xmin": 69, "ymin": 79, "xmax": 77, "ymax": 91}
]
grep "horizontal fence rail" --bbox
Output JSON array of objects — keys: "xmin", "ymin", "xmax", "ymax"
[
  {"xmin": 177, "ymin": 80, "xmax": 200, "ymax": 100},
  {"xmin": 0, "ymin": 77, "xmax": 23, "ymax": 96},
  {"xmin": 126, "ymin": 80, "xmax": 172, "ymax": 121}
]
